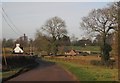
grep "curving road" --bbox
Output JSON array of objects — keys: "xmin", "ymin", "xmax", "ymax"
[{"xmin": 8, "ymin": 60, "xmax": 77, "ymax": 81}]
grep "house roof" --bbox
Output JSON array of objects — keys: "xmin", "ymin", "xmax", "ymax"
[{"xmin": 65, "ymin": 49, "xmax": 78, "ymax": 56}]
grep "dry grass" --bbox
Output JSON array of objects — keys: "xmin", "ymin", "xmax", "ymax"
[{"xmin": 45, "ymin": 55, "xmax": 101, "ymax": 65}]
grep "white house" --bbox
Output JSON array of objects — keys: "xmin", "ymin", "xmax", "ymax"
[{"xmin": 13, "ymin": 44, "xmax": 24, "ymax": 54}]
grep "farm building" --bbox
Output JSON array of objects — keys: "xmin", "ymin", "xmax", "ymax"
[{"xmin": 65, "ymin": 50, "xmax": 79, "ymax": 56}]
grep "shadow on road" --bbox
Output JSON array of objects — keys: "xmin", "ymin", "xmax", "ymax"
[{"xmin": 36, "ymin": 58, "xmax": 56, "ymax": 69}]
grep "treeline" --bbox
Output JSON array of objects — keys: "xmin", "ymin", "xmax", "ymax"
[{"xmin": 1, "ymin": 34, "xmax": 101, "ymax": 55}]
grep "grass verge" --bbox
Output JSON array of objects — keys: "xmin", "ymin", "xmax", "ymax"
[
  {"xmin": 2, "ymin": 68, "xmax": 21, "ymax": 79},
  {"xmin": 43, "ymin": 58, "xmax": 118, "ymax": 81}
]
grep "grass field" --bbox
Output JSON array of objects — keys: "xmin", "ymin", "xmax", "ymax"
[
  {"xmin": 43, "ymin": 56, "xmax": 118, "ymax": 81},
  {"xmin": 68, "ymin": 46, "xmax": 100, "ymax": 52}
]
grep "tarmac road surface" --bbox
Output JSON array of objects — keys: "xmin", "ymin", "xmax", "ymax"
[{"xmin": 8, "ymin": 60, "xmax": 77, "ymax": 81}]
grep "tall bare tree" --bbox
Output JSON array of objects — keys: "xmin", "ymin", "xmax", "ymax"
[
  {"xmin": 41, "ymin": 16, "xmax": 67, "ymax": 55},
  {"xmin": 107, "ymin": 3, "xmax": 119, "ymax": 60},
  {"xmin": 80, "ymin": 5, "xmax": 117, "ymax": 64}
]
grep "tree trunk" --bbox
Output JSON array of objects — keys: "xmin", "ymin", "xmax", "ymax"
[{"xmin": 101, "ymin": 32, "xmax": 110, "ymax": 66}]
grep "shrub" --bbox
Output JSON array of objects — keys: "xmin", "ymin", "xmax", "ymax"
[{"xmin": 2, "ymin": 55, "xmax": 37, "ymax": 71}]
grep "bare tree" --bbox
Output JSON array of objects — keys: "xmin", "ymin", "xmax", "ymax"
[
  {"xmin": 80, "ymin": 5, "xmax": 117, "ymax": 64},
  {"xmin": 41, "ymin": 16, "xmax": 67, "ymax": 55}
]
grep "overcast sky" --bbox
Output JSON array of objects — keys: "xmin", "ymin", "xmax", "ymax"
[{"xmin": 2, "ymin": 2, "xmax": 110, "ymax": 40}]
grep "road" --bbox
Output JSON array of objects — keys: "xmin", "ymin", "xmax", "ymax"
[{"xmin": 8, "ymin": 59, "xmax": 77, "ymax": 81}]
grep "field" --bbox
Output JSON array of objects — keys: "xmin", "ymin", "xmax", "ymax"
[
  {"xmin": 68, "ymin": 46, "xmax": 100, "ymax": 52},
  {"xmin": 43, "ymin": 56, "xmax": 118, "ymax": 81}
]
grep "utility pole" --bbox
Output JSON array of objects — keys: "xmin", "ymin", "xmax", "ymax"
[{"xmin": 3, "ymin": 47, "xmax": 8, "ymax": 66}]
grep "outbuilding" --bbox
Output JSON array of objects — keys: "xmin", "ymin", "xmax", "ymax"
[{"xmin": 65, "ymin": 50, "xmax": 79, "ymax": 56}]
